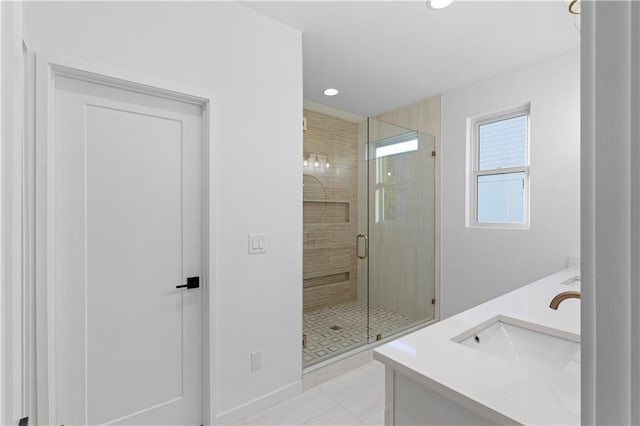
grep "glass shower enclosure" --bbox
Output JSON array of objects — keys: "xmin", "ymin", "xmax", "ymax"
[
  {"xmin": 302, "ymin": 109, "xmax": 436, "ymax": 368},
  {"xmin": 364, "ymin": 119, "xmax": 437, "ymax": 343}
]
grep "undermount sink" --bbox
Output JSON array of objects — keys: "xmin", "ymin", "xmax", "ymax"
[{"xmin": 454, "ymin": 316, "xmax": 580, "ymax": 381}]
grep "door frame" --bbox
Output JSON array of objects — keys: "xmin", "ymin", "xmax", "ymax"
[{"xmin": 28, "ymin": 52, "xmax": 215, "ymax": 425}]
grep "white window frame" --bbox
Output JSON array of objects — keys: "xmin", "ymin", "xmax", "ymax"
[{"xmin": 466, "ymin": 104, "xmax": 531, "ymax": 229}]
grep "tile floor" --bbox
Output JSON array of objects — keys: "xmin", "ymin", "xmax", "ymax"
[
  {"xmin": 303, "ymin": 301, "xmax": 414, "ymax": 366},
  {"xmin": 236, "ymin": 361, "xmax": 385, "ymax": 426}
]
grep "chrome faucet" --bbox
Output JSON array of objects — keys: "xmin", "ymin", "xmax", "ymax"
[{"xmin": 549, "ymin": 291, "xmax": 581, "ymax": 310}]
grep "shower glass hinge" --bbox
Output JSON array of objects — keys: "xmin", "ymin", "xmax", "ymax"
[
  {"xmin": 302, "ymin": 334, "xmax": 307, "ymax": 349},
  {"xmin": 432, "ymin": 298, "xmax": 436, "ymax": 305},
  {"xmin": 376, "ymin": 333, "xmax": 382, "ymax": 341}
]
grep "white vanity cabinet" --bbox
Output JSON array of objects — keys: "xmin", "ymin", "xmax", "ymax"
[
  {"xmin": 383, "ymin": 365, "xmax": 516, "ymax": 425},
  {"xmin": 374, "ymin": 270, "xmax": 581, "ymax": 426}
]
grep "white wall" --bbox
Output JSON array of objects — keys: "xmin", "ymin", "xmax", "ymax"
[
  {"xmin": 441, "ymin": 50, "xmax": 580, "ymax": 318},
  {"xmin": 22, "ymin": 2, "xmax": 302, "ymax": 423},
  {"xmin": 1, "ymin": 2, "xmax": 27, "ymax": 424}
]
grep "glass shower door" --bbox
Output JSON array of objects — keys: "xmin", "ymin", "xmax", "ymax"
[{"xmin": 366, "ymin": 119, "xmax": 436, "ymax": 342}]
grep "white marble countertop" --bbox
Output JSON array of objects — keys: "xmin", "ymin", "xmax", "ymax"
[{"xmin": 374, "ymin": 269, "xmax": 581, "ymax": 425}]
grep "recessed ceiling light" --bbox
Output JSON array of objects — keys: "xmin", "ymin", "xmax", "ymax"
[
  {"xmin": 427, "ymin": 0, "xmax": 454, "ymax": 9},
  {"xmin": 323, "ymin": 88, "xmax": 339, "ymax": 96}
]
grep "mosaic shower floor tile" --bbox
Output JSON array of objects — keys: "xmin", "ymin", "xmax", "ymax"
[{"xmin": 303, "ymin": 301, "xmax": 415, "ymax": 367}]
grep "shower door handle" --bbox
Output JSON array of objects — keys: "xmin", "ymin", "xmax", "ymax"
[{"xmin": 356, "ymin": 234, "xmax": 369, "ymax": 260}]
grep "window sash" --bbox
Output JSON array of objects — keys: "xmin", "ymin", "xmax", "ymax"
[
  {"xmin": 468, "ymin": 106, "xmax": 530, "ymax": 228},
  {"xmin": 475, "ymin": 114, "xmax": 528, "ymax": 172},
  {"xmin": 471, "ymin": 167, "xmax": 529, "ymax": 227}
]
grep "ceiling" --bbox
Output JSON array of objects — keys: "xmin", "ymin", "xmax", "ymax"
[{"xmin": 243, "ymin": 1, "xmax": 580, "ymax": 117}]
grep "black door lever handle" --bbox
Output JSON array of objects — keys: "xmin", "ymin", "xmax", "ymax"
[{"xmin": 176, "ymin": 276, "xmax": 200, "ymax": 289}]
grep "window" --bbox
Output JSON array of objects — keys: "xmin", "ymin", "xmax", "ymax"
[
  {"xmin": 370, "ymin": 132, "xmax": 418, "ymax": 224},
  {"xmin": 468, "ymin": 105, "xmax": 530, "ymax": 228}
]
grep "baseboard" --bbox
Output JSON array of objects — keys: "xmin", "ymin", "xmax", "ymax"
[{"xmin": 214, "ymin": 380, "xmax": 303, "ymax": 425}]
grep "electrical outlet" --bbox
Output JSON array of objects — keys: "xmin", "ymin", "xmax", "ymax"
[{"xmin": 251, "ymin": 351, "xmax": 262, "ymax": 371}]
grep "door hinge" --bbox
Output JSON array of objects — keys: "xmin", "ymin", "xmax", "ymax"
[
  {"xmin": 302, "ymin": 334, "xmax": 307, "ymax": 349},
  {"xmin": 18, "ymin": 417, "xmax": 28, "ymax": 426},
  {"xmin": 376, "ymin": 333, "xmax": 382, "ymax": 341},
  {"xmin": 431, "ymin": 150, "xmax": 436, "ymax": 157},
  {"xmin": 303, "ymin": 117, "xmax": 308, "ymax": 132},
  {"xmin": 432, "ymin": 298, "xmax": 436, "ymax": 305}
]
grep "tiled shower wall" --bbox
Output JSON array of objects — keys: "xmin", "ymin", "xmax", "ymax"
[{"xmin": 303, "ymin": 109, "xmax": 360, "ymax": 312}]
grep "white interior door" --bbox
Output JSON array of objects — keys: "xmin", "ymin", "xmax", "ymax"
[{"xmin": 50, "ymin": 73, "xmax": 203, "ymax": 425}]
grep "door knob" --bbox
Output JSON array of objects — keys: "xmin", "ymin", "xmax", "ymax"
[{"xmin": 176, "ymin": 276, "xmax": 200, "ymax": 289}]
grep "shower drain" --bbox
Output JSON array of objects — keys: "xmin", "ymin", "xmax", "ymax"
[{"xmin": 329, "ymin": 325, "xmax": 342, "ymax": 331}]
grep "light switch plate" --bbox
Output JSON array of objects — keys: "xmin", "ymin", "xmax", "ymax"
[
  {"xmin": 251, "ymin": 351, "xmax": 262, "ymax": 371},
  {"xmin": 248, "ymin": 234, "xmax": 267, "ymax": 254}
]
